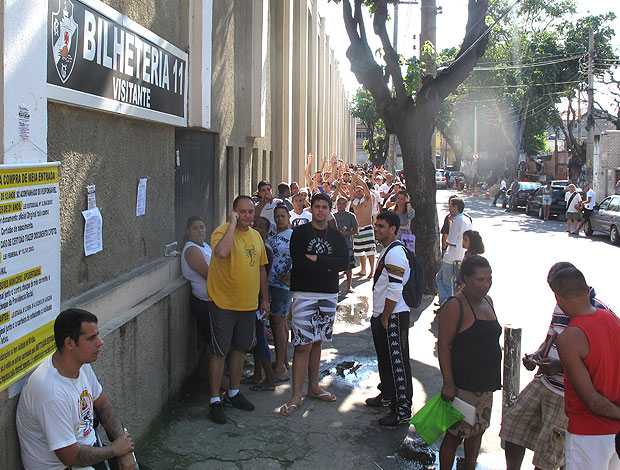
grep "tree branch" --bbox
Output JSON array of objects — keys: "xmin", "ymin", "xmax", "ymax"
[
  {"xmin": 342, "ymin": 0, "xmax": 394, "ymax": 126},
  {"xmin": 372, "ymin": 1, "xmax": 408, "ymax": 105}
]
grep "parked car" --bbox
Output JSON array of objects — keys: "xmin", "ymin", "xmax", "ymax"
[
  {"xmin": 526, "ymin": 186, "xmax": 567, "ymax": 220},
  {"xmin": 510, "ymin": 181, "xmax": 541, "ymax": 208},
  {"xmin": 447, "ymin": 171, "xmax": 465, "ymax": 187},
  {"xmin": 584, "ymin": 195, "xmax": 620, "ymax": 245},
  {"xmin": 435, "ymin": 169, "xmax": 448, "ymax": 189}
]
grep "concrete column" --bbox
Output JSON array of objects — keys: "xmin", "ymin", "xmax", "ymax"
[
  {"xmin": 292, "ymin": 0, "xmax": 308, "ymax": 183},
  {"xmin": 188, "ymin": 0, "xmax": 213, "ymax": 129},
  {"xmin": 250, "ymin": 0, "xmax": 268, "ymax": 137},
  {"xmin": 1, "ymin": 0, "xmax": 47, "ymax": 164},
  {"xmin": 316, "ymin": 17, "xmax": 326, "ymax": 165},
  {"xmin": 239, "ymin": 146, "xmax": 252, "ymax": 195},
  {"xmin": 307, "ymin": 1, "xmax": 317, "ymax": 161}
]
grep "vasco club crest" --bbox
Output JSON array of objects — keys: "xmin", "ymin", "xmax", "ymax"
[{"xmin": 51, "ymin": 0, "xmax": 79, "ymax": 83}]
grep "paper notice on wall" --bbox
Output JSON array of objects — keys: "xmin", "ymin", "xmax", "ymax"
[
  {"xmin": 86, "ymin": 184, "xmax": 96, "ymax": 210},
  {"xmin": 0, "ymin": 163, "xmax": 61, "ymax": 391},
  {"xmin": 82, "ymin": 208, "xmax": 103, "ymax": 256},
  {"xmin": 136, "ymin": 178, "xmax": 147, "ymax": 217}
]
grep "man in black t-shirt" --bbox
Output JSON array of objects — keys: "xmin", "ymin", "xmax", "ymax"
[{"xmin": 279, "ymin": 193, "xmax": 349, "ymax": 416}]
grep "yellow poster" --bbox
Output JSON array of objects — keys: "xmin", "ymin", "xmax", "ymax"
[{"xmin": 0, "ymin": 164, "xmax": 60, "ymax": 391}]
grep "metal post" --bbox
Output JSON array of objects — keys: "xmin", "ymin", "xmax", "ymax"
[
  {"xmin": 387, "ymin": 3, "xmax": 399, "ymax": 173},
  {"xmin": 587, "ymin": 28, "xmax": 595, "ymax": 182},
  {"xmin": 503, "ymin": 325, "xmax": 521, "ymax": 410}
]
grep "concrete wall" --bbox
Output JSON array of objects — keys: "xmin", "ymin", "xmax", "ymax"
[{"xmin": 49, "ymin": 103, "xmax": 175, "ymax": 302}]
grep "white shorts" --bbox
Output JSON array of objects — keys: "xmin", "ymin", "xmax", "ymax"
[{"xmin": 565, "ymin": 432, "xmax": 620, "ymax": 470}]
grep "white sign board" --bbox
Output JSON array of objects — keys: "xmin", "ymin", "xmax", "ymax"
[{"xmin": 0, "ymin": 163, "xmax": 61, "ymax": 391}]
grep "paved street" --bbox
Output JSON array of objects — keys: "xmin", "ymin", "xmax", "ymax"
[{"xmin": 138, "ymin": 190, "xmax": 618, "ymax": 470}]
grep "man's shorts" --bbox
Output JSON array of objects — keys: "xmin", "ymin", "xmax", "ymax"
[
  {"xmin": 567, "ymin": 212, "xmax": 580, "ymax": 221},
  {"xmin": 582, "ymin": 208, "xmax": 593, "ymax": 221},
  {"xmin": 207, "ymin": 301, "xmax": 256, "ymax": 356},
  {"xmin": 447, "ymin": 388, "xmax": 493, "ymax": 440},
  {"xmin": 500, "ymin": 377, "xmax": 568, "ymax": 470},
  {"xmin": 565, "ymin": 432, "xmax": 620, "ymax": 470},
  {"xmin": 290, "ymin": 295, "xmax": 337, "ymax": 346},
  {"xmin": 353, "ymin": 224, "xmax": 376, "ymax": 257},
  {"xmin": 269, "ymin": 286, "xmax": 293, "ymax": 317}
]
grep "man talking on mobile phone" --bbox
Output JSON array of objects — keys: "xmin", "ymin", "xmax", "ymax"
[{"xmin": 206, "ymin": 195, "xmax": 270, "ymax": 424}]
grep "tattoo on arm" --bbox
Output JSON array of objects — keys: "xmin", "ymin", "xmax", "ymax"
[
  {"xmin": 74, "ymin": 443, "xmax": 115, "ymax": 466},
  {"xmin": 95, "ymin": 395, "xmax": 123, "ymax": 441}
]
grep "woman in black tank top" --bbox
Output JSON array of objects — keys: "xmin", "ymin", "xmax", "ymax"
[{"xmin": 437, "ymin": 255, "xmax": 502, "ymax": 470}]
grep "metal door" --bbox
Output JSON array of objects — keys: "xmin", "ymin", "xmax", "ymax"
[{"xmin": 174, "ymin": 129, "xmax": 217, "ymax": 244}]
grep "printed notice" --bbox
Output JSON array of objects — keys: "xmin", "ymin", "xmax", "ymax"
[
  {"xmin": 0, "ymin": 163, "xmax": 61, "ymax": 391},
  {"xmin": 82, "ymin": 208, "xmax": 103, "ymax": 256},
  {"xmin": 136, "ymin": 178, "xmax": 147, "ymax": 217}
]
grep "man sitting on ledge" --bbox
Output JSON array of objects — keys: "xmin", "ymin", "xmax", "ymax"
[{"xmin": 16, "ymin": 308, "xmax": 146, "ymax": 470}]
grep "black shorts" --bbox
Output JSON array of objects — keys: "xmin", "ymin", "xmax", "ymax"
[
  {"xmin": 189, "ymin": 294, "xmax": 211, "ymax": 343},
  {"xmin": 207, "ymin": 301, "xmax": 256, "ymax": 356},
  {"xmin": 582, "ymin": 208, "xmax": 593, "ymax": 221}
]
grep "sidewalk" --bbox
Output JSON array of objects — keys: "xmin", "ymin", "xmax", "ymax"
[{"xmin": 138, "ymin": 267, "xmax": 507, "ymax": 469}]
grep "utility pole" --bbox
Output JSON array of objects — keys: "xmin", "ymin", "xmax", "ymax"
[
  {"xmin": 388, "ymin": 3, "xmax": 399, "ymax": 173},
  {"xmin": 586, "ymin": 28, "xmax": 595, "ymax": 183},
  {"xmin": 420, "ymin": 0, "xmax": 437, "ymax": 78}
]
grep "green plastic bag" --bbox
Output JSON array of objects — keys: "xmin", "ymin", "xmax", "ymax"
[{"xmin": 410, "ymin": 393, "xmax": 464, "ymax": 446}]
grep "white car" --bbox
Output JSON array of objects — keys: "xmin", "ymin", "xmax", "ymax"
[{"xmin": 435, "ymin": 170, "xmax": 448, "ymax": 189}]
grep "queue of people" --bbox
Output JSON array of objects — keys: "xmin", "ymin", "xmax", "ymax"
[{"xmin": 13, "ymin": 158, "xmax": 620, "ymax": 470}]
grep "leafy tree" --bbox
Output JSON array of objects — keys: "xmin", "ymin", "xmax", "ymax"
[
  {"xmin": 350, "ymin": 87, "xmax": 391, "ymax": 166},
  {"xmin": 335, "ymin": 0, "xmax": 490, "ymax": 291}
]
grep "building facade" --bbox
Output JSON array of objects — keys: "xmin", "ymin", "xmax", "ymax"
[{"xmin": 0, "ymin": 1, "xmax": 355, "ymax": 467}]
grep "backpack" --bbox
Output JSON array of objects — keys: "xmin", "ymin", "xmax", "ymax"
[{"xmin": 375, "ymin": 241, "xmax": 425, "ymax": 308}]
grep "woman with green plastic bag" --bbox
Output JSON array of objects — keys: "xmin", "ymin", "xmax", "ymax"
[{"xmin": 437, "ymin": 255, "xmax": 502, "ymax": 470}]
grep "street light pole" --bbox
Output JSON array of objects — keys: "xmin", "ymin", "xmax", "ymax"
[
  {"xmin": 388, "ymin": 3, "xmax": 399, "ymax": 173},
  {"xmin": 586, "ymin": 28, "xmax": 594, "ymax": 183}
]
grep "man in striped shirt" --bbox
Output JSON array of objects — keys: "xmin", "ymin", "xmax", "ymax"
[{"xmin": 500, "ymin": 262, "xmax": 611, "ymax": 470}]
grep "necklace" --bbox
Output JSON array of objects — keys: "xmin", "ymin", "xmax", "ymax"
[{"xmin": 311, "ymin": 225, "xmax": 326, "ymax": 243}]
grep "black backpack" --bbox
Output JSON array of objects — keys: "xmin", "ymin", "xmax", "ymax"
[{"xmin": 375, "ymin": 241, "xmax": 425, "ymax": 308}]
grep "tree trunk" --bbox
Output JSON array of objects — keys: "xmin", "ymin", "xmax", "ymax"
[{"xmin": 399, "ymin": 110, "xmax": 440, "ymax": 293}]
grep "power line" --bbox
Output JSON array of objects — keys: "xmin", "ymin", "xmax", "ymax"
[
  {"xmin": 473, "ymin": 54, "xmax": 586, "ymax": 71},
  {"xmin": 460, "ymin": 79, "xmax": 583, "ymax": 89}
]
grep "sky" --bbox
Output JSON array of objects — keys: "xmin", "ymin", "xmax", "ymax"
[{"xmin": 317, "ymin": 0, "xmax": 620, "ymax": 99}]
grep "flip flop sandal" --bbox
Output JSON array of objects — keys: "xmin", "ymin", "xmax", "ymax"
[
  {"xmin": 240, "ymin": 375, "xmax": 258, "ymax": 385},
  {"xmin": 250, "ymin": 382, "xmax": 275, "ymax": 392},
  {"xmin": 273, "ymin": 376, "xmax": 290, "ymax": 383},
  {"xmin": 279, "ymin": 403, "xmax": 300, "ymax": 416},
  {"xmin": 308, "ymin": 391, "xmax": 337, "ymax": 402}
]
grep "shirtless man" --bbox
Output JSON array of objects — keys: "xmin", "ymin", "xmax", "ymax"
[{"xmin": 350, "ymin": 172, "xmax": 375, "ymax": 278}]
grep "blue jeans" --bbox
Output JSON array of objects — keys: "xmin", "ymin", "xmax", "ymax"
[
  {"xmin": 509, "ymin": 194, "xmax": 517, "ymax": 211},
  {"xmin": 436, "ymin": 261, "xmax": 454, "ymax": 305}
]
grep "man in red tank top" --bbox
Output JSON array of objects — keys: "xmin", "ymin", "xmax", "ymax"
[{"xmin": 554, "ymin": 267, "xmax": 620, "ymax": 470}]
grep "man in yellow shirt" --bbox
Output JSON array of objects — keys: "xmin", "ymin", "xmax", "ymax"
[{"xmin": 207, "ymin": 195, "xmax": 269, "ymax": 424}]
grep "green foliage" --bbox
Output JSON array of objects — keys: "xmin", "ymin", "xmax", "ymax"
[
  {"xmin": 435, "ymin": 0, "xmax": 617, "ymax": 173},
  {"xmin": 350, "ymin": 87, "xmax": 390, "ymax": 166}
]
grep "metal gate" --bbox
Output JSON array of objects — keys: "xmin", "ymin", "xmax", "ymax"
[{"xmin": 174, "ymin": 129, "xmax": 217, "ymax": 244}]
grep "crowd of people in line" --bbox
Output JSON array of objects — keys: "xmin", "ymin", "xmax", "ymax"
[{"xmin": 13, "ymin": 157, "xmax": 620, "ymax": 470}]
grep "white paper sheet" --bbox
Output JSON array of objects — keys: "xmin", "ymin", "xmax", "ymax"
[
  {"xmin": 82, "ymin": 208, "xmax": 103, "ymax": 256},
  {"xmin": 452, "ymin": 397, "xmax": 476, "ymax": 426},
  {"xmin": 136, "ymin": 178, "xmax": 147, "ymax": 216}
]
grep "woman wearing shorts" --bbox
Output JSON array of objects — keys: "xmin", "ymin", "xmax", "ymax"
[
  {"xmin": 542, "ymin": 182, "xmax": 552, "ymax": 220},
  {"xmin": 437, "ymin": 255, "xmax": 502, "ymax": 470}
]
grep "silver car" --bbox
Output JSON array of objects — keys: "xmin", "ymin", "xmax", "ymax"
[
  {"xmin": 585, "ymin": 195, "xmax": 620, "ymax": 245},
  {"xmin": 435, "ymin": 169, "xmax": 448, "ymax": 189}
]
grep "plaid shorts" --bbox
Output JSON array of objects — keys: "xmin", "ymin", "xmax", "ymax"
[
  {"xmin": 447, "ymin": 388, "xmax": 493, "ymax": 440},
  {"xmin": 500, "ymin": 377, "xmax": 568, "ymax": 470}
]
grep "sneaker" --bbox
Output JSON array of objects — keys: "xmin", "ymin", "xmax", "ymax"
[
  {"xmin": 378, "ymin": 410, "xmax": 411, "ymax": 427},
  {"xmin": 224, "ymin": 391, "xmax": 255, "ymax": 411},
  {"xmin": 365, "ymin": 394, "xmax": 391, "ymax": 408},
  {"xmin": 209, "ymin": 401, "xmax": 228, "ymax": 424}
]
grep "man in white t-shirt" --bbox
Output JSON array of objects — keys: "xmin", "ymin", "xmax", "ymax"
[
  {"xmin": 564, "ymin": 184, "xmax": 582, "ymax": 235},
  {"xmin": 576, "ymin": 182, "xmax": 596, "ymax": 236},
  {"xmin": 436, "ymin": 197, "xmax": 472, "ymax": 305},
  {"xmin": 16, "ymin": 309, "xmax": 140, "ymax": 470},
  {"xmin": 254, "ymin": 181, "xmax": 283, "ymax": 225}
]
